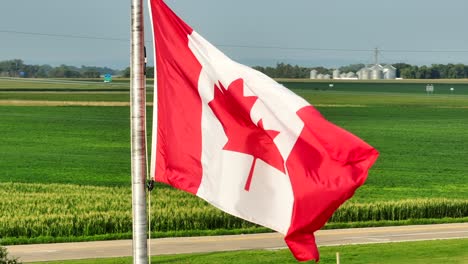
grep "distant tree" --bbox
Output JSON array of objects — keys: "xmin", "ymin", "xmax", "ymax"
[
  {"xmin": 264, "ymin": 66, "xmax": 276, "ymax": 77},
  {"xmin": 299, "ymin": 66, "xmax": 311, "ymax": 78},
  {"xmin": 146, "ymin": 66, "xmax": 155, "ymax": 78},
  {"xmin": 339, "ymin": 63, "xmax": 365, "ymax": 73},
  {"xmin": 36, "ymin": 65, "xmax": 53, "ymax": 78},
  {"xmin": 48, "ymin": 65, "xmax": 81, "ymax": 78},
  {"xmin": 0, "ymin": 59, "xmax": 24, "ymax": 77},
  {"xmin": 80, "ymin": 65, "xmax": 117, "ymax": 75},
  {"xmin": 312, "ymin": 66, "xmax": 331, "ymax": 75},
  {"xmin": 452, "ymin": 64, "xmax": 465, "ymax": 78},
  {"xmin": 119, "ymin": 66, "xmax": 154, "ymax": 78},
  {"xmin": 82, "ymin": 70, "xmax": 101, "ymax": 78},
  {"xmin": 447, "ymin": 64, "xmax": 458, "ymax": 79},
  {"xmin": 400, "ymin": 67, "xmax": 417, "ymax": 79},
  {"xmin": 122, "ymin": 67, "xmax": 130, "ymax": 78},
  {"xmin": 252, "ymin": 66, "xmax": 265, "ymax": 73},
  {"xmin": 275, "ymin": 63, "xmax": 290, "ymax": 77},
  {"xmin": 416, "ymin": 65, "xmax": 431, "ymax": 79},
  {"xmin": 392, "ymin": 63, "xmax": 412, "ymax": 78}
]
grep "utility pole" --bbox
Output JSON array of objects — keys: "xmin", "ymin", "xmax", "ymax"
[
  {"xmin": 130, "ymin": 0, "xmax": 148, "ymax": 263},
  {"xmin": 374, "ymin": 47, "xmax": 379, "ymax": 66}
]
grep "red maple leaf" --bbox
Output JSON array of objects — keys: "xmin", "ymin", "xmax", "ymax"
[{"xmin": 208, "ymin": 78, "xmax": 285, "ymax": 191}]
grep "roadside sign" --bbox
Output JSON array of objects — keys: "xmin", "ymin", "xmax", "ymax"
[{"xmin": 104, "ymin": 73, "xmax": 112, "ymax": 83}]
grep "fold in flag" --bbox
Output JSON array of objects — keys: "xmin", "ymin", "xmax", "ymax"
[{"xmin": 149, "ymin": 0, "xmax": 379, "ymax": 261}]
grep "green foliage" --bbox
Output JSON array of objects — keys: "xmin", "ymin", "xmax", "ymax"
[
  {"xmin": 0, "ymin": 59, "xmax": 120, "ymax": 78},
  {"xmin": 339, "ymin": 63, "xmax": 365, "ymax": 73},
  {"xmin": 121, "ymin": 67, "xmax": 130, "ymax": 78},
  {"xmin": 0, "ymin": 246, "xmax": 21, "ymax": 264},
  {"xmin": 48, "ymin": 65, "xmax": 82, "ymax": 78},
  {"xmin": 0, "ymin": 183, "xmax": 466, "ymax": 244},
  {"xmin": 82, "ymin": 71, "xmax": 101, "ymax": 78},
  {"xmin": 253, "ymin": 63, "xmax": 319, "ymax": 78},
  {"xmin": 146, "ymin": 66, "xmax": 155, "ymax": 78},
  {"xmin": 331, "ymin": 199, "xmax": 468, "ymax": 222},
  {"xmin": 123, "ymin": 66, "xmax": 155, "ymax": 78},
  {"xmin": 0, "ymin": 183, "xmax": 257, "ymax": 240},
  {"xmin": 0, "ymin": 59, "xmax": 24, "ymax": 77},
  {"xmin": 396, "ymin": 63, "xmax": 468, "ymax": 79}
]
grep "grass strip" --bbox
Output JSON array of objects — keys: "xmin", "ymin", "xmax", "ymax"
[{"xmin": 29, "ymin": 238, "xmax": 468, "ymax": 264}]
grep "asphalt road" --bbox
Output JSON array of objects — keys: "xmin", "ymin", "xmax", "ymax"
[{"xmin": 6, "ymin": 223, "xmax": 468, "ymax": 263}]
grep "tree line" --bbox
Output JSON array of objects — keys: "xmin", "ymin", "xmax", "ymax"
[
  {"xmin": 120, "ymin": 66, "xmax": 155, "ymax": 78},
  {"xmin": 0, "ymin": 59, "xmax": 118, "ymax": 78},
  {"xmin": 253, "ymin": 62, "xmax": 468, "ymax": 79},
  {"xmin": 2, "ymin": 59, "xmax": 468, "ymax": 79}
]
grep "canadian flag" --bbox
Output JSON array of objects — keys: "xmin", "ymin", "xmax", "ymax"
[{"xmin": 149, "ymin": 0, "xmax": 378, "ymax": 261}]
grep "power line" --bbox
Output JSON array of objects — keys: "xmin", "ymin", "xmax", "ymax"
[
  {"xmin": 215, "ymin": 44, "xmax": 371, "ymax": 52},
  {"xmin": 383, "ymin": 49, "xmax": 468, "ymax": 53},
  {"xmin": 2, "ymin": 29, "xmax": 468, "ymax": 53},
  {"xmin": 0, "ymin": 29, "xmax": 128, "ymax": 42}
]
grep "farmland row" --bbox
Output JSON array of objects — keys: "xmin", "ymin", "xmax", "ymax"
[
  {"xmin": 2, "ymin": 78, "xmax": 468, "ymax": 94},
  {"xmin": 0, "ymin": 183, "xmax": 467, "ymax": 243},
  {"xmin": 2, "ymin": 90, "xmax": 468, "ymax": 108}
]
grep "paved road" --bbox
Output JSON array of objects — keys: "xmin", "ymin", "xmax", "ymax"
[{"xmin": 6, "ymin": 223, "xmax": 468, "ymax": 263}]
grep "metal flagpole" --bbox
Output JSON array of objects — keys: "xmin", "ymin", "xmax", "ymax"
[{"xmin": 130, "ymin": 0, "xmax": 148, "ymax": 263}]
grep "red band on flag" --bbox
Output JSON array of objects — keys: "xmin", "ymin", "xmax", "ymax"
[
  {"xmin": 150, "ymin": 0, "xmax": 203, "ymax": 194},
  {"xmin": 285, "ymin": 106, "xmax": 378, "ymax": 261}
]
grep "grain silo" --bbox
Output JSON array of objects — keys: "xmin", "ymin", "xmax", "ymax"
[
  {"xmin": 370, "ymin": 64, "xmax": 383, "ymax": 80},
  {"xmin": 383, "ymin": 64, "xmax": 396, "ymax": 79},
  {"xmin": 340, "ymin": 73, "xmax": 347, "ymax": 78},
  {"xmin": 317, "ymin": 73, "xmax": 324, "ymax": 79},
  {"xmin": 310, "ymin": 69, "xmax": 318, "ymax": 79},
  {"xmin": 333, "ymin": 69, "xmax": 340, "ymax": 79},
  {"xmin": 346, "ymin": 72, "xmax": 356, "ymax": 78},
  {"xmin": 358, "ymin": 67, "xmax": 371, "ymax": 80},
  {"xmin": 324, "ymin": 74, "xmax": 331, "ymax": 79}
]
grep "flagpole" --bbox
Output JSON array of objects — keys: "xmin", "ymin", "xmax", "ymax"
[{"xmin": 130, "ymin": 0, "xmax": 148, "ymax": 263}]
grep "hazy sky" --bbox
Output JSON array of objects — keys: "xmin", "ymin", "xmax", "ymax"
[{"xmin": 1, "ymin": 0, "xmax": 468, "ymax": 69}]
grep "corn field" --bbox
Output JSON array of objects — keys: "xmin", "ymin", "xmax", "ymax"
[{"xmin": 0, "ymin": 183, "xmax": 467, "ymax": 239}]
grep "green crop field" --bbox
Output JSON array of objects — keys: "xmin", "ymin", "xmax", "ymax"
[
  {"xmin": 0, "ymin": 78, "xmax": 130, "ymax": 91},
  {"xmin": 0, "ymin": 92, "xmax": 135, "ymax": 102},
  {"xmin": 278, "ymin": 78, "xmax": 468, "ymax": 95},
  {"xmin": 0, "ymin": 79, "xmax": 467, "ymax": 245},
  {"xmin": 1, "ymin": 182, "xmax": 466, "ymax": 244}
]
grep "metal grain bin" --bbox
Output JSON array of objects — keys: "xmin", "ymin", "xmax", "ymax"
[
  {"xmin": 310, "ymin": 69, "xmax": 318, "ymax": 79},
  {"xmin": 383, "ymin": 64, "xmax": 396, "ymax": 79},
  {"xmin": 370, "ymin": 64, "xmax": 383, "ymax": 80},
  {"xmin": 333, "ymin": 69, "xmax": 340, "ymax": 79},
  {"xmin": 346, "ymin": 72, "xmax": 356, "ymax": 78},
  {"xmin": 358, "ymin": 67, "xmax": 371, "ymax": 80}
]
